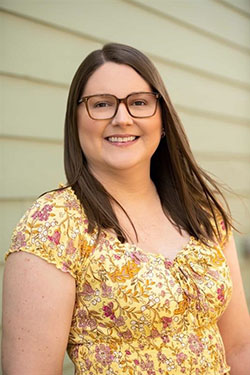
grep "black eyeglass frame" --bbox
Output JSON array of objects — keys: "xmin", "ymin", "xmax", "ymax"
[{"xmin": 77, "ymin": 91, "xmax": 161, "ymax": 120}]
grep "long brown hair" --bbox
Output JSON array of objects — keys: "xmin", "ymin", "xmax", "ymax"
[{"xmin": 64, "ymin": 42, "xmax": 233, "ymax": 245}]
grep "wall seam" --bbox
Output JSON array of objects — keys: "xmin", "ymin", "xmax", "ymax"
[
  {"xmin": 122, "ymin": 0, "xmax": 250, "ymax": 54},
  {"xmin": 2, "ymin": 9, "xmax": 250, "ymax": 90},
  {"xmin": 212, "ymin": 0, "xmax": 250, "ymax": 18}
]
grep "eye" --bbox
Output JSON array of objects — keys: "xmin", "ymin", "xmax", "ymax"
[
  {"xmin": 132, "ymin": 100, "xmax": 147, "ymax": 106},
  {"xmin": 129, "ymin": 94, "xmax": 151, "ymax": 107},
  {"xmin": 88, "ymin": 95, "xmax": 116, "ymax": 110},
  {"xmin": 94, "ymin": 101, "xmax": 113, "ymax": 108}
]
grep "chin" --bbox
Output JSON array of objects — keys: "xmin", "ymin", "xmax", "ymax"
[
  {"xmin": 108, "ymin": 162, "xmax": 139, "ymax": 171},
  {"xmin": 104, "ymin": 156, "xmax": 150, "ymax": 172}
]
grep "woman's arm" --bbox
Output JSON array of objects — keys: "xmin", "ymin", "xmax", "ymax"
[
  {"xmin": 1, "ymin": 251, "xmax": 76, "ymax": 375},
  {"xmin": 218, "ymin": 235, "xmax": 250, "ymax": 375}
]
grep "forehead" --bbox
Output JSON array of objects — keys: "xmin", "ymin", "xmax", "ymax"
[{"xmin": 83, "ymin": 62, "xmax": 151, "ymax": 97}]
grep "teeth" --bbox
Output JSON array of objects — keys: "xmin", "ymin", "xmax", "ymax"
[{"xmin": 107, "ymin": 136, "xmax": 136, "ymax": 143}]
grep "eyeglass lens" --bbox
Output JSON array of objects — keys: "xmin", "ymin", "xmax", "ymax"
[{"xmin": 87, "ymin": 93, "xmax": 157, "ymax": 119}]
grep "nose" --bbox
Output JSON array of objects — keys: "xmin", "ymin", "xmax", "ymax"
[{"xmin": 111, "ymin": 102, "xmax": 133, "ymax": 126}]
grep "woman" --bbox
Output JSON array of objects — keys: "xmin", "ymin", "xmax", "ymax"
[{"xmin": 2, "ymin": 43, "xmax": 250, "ymax": 375}]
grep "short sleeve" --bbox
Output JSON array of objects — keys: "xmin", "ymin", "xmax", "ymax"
[{"xmin": 5, "ymin": 188, "xmax": 95, "ymax": 279}]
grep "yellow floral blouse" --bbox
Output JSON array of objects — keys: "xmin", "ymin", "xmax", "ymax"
[{"xmin": 6, "ymin": 186, "xmax": 232, "ymax": 375}]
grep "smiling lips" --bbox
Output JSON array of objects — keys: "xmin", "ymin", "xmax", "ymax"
[{"xmin": 106, "ymin": 135, "xmax": 139, "ymax": 145}]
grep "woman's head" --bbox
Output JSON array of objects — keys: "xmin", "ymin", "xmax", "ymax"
[
  {"xmin": 64, "ymin": 43, "xmax": 182, "ymax": 181},
  {"xmin": 76, "ymin": 61, "xmax": 163, "ymax": 175}
]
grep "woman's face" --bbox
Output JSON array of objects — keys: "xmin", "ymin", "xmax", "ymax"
[{"xmin": 77, "ymin": 62, "xmax": 162, "ymax": 176}]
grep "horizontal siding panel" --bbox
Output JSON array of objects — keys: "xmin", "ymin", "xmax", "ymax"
[
  {"xmin": 155, "ymin": 60, "xmax": 250, "ymax": 122},
  {"xmin": 1, "ymin": 75, "xmax": 67, "ymax": 140},
  {"xmin": 2, "ymin": 12, "xmax": 250, "ymax": 125},
  {"xmin": 1, "ymin": 2, "xmax": 250, "ymax": 85},
  {"xmin": 220, "ymin": 0, "xmax": 250, "ymax": 15},
  {"xmin": 227, "ymin": 195, "xmax": 250, "ymax": 233},
  {"xmin": 0, "ymin": 139, "xmax": 65, "ymax": 199},
  {"xmin": 1, "ymin": 12, "xmax": 101, "ymax": 85},
  {"xmin": 127, "ymin": 0, "xmax": 250, "ymax": 50},
  {"xmin": 196, "ymin": 158, "xmax": 250, "ymax": 193},
  {"xmin": 181, "ymin": 112, "xmax": 250, "ymax": 155}
]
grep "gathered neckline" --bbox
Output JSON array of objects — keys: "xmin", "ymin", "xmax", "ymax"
[{"xmin": 103, "ymin": 228, "xmax": 200, "ymax": 265}]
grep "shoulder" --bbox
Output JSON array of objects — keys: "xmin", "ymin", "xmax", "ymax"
[
  {"xmin": 13, "ymin": 186, "xmax": 87, "ymax": 245},
  {"xmin": 25, "ymin": 185, "xmax": 84, "ymax": 220},
  {"xmin": 6, "ymin": 186, "xmax": 96, "ymax": 278}
]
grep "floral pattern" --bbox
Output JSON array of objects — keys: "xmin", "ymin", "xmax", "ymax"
[{"xmin": 6, "ymin": 186, "xmax": 233, "ymax": 375}]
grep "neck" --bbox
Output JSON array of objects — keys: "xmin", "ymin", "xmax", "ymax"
[{"xmin": 89, "ymin": 164, "xmax": 157, "ymax": 206}]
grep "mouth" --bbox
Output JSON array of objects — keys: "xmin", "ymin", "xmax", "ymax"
[{"xmin": 105, "ymin": 135, "xmax": 140, "ymax": 145}]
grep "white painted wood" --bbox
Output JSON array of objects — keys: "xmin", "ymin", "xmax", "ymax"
[
  {"xmin": 1, "ymin": 12, "xmax": 101, "ymax": 85},
  {"xmin": 220, "ymin": 0, "xmax": 250, "ymax": 14},
  {"xmin": 0, "ymin": 139, "xmax": 65, "ymax": 199},
  {"xmin": 1, "ymin": 75, "xmax": 67, "ymax": 140},
  {"xmin": 127, "ymin": 0, "xmax": 250, "ymax": 50},
  {"xmin": 181, "ymin": 112, "xmax": 250, "ymax": 155},
  {"xmin": 196, "ymin": 158, "xmax": 250, "ymax": 193},
  {"xmin": 1, "ymin": 1, "xmax": 250, "ymax": 85},
  {"xmin": 155, "ymin": 60, "xmax": 250, "ymax": 121},
  {"xmin": 227, "ymin": 195, "xmax": 250, "ymax": 233},
  {"xmin": 2, "ymin": 12, "xmax": 250, "ymax": 126}
]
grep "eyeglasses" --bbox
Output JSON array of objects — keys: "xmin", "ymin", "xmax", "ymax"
[{"xmin": 77, "ymin": 92, "xmax": 161, "ymax": 120}]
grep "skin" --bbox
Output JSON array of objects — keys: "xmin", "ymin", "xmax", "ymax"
[
  {"xmin": 2, "ymin": 62, "xmax": 250, "ymax": 374},
  {"xmin": 2, "ymin": 253, "xmax": 75, "ymax": 375}
]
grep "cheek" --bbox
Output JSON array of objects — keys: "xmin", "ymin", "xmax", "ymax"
[
  {"xmin": 152, "ymin": 106, "xmax": 162, "ymax": 131},
  {"xmin": 151, "ymin": 113, "xmax": 162, "ymax": 138},
  {"xmin": 150, "ymin": 112, "xmax": 162, "ymax": 150},
  {"xmin": 77, "ymin": 112, "xmax": 106, "ymax": 158},
  {"xmin": 77, "ymin": 110, "xmax": 95, "ymax": 134},
  {"xmin": 143, "ymin": 107, "xmax": 162, "ymax": 134},
  {"xmin": 77, "ymin": 113, "xmax": 94, "ymax": 151}
]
